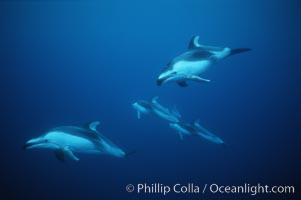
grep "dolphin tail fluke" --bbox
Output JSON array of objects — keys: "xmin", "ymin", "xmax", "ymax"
[{"xmin": 230, "ymin": 48, "xmax": 252, "ymax": 56}]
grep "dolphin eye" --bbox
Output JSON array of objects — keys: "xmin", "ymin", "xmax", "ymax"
[
  {"xmin": 172, "ymin": 72, "xmax": 177, "ymax": 74},
  {"xmin": 45, "ymin": 139, "xmax": 48, "ymax": 142}
]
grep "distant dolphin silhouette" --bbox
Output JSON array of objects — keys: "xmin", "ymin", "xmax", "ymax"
[
  {"xmin": 24, "ymin": 121, "xmax": 127, "ymax": 161},
  {"xmin": 169, "ymin": 120, "xmax": 224, "ymax": 144},
  {"xmin": 132, "ymin": 100, "xmax": 153, "ymax": 119},
  {"xmin": 151, "ymin": 97, "xmax": 181, "ymax": 123},
  {"xmin": 132, "ymin": 97, "xmax": 181, "ymax": 123},
  {"xmin": 192, "ymin": 120, "xmax": 224, "ymax": 144},
  {"xmin": 157, "ymin": 35, "xmax": 251, "ymax": 87},
  {"xmin": 169, "ymin": 122, "xmax": 193, "ymax": 140}
]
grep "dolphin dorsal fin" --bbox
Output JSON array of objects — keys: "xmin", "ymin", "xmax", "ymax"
[
  {"xmin": 87, "ymin": 121, "xmax": 100, "ymax": 132},
  {"xmin": 151, "ymin": 96, "xmax": 159, "ymax": 104},
  {"xmin": 188, "ymin": 35, "xmax": 201, "ymax": 49},
  {"xmin": 193, "ymin": 119, "xmax": 201, "ymax": 128}
]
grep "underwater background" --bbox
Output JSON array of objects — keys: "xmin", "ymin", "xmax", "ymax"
[{"xmin": 0, "ymin": 0, "xmax": 300, "ymax": 199}]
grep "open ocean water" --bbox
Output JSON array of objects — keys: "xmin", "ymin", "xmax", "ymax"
[{"xmin": 0, "ymin": 0, "xmax": 300, "ymax": 199}]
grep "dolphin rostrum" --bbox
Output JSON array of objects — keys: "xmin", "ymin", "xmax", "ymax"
[
  {"xmin": 157, "ymin": 35, "xmax": 251, "ymax": 87},
  {"xmin": 24, "ymin": 121, "xmax": 127, "ymax": 161}
]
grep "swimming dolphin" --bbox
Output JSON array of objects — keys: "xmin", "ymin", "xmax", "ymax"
[
  {"xmin": 24, "ymin": 121, "xmax": 127, "ymax": 161},
  {"xmin": 169, "ymin": 120, "xmax": 224, "ymax": 144},
  {"xmin": 157, "ymin": 35, "xmax": 251, "ymax": 87},
  {"xmin": 132, "ymin": 97, "xmax": 181, "ymax": 123},
  {"xmin": 193, "ymin": 120, "xmax": 224, "ymax": 144},
  {"xmin": 151, "ymin": 97, "xmax": 181, "ymax": 123},
  {"xmin": 132, "ymin": 100, "xmax": 153, "ymax": 119},
  {"xmin": 169, "ymin": 122, "xmax": 194, "ymax": 140}
]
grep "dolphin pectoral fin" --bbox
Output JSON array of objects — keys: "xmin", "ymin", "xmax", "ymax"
[
  {"xmin": 64, "ymin": 147, "xmax": 79, "ymax": 161},
  {"xmin": 137, "ymin": 111, "xmax": 141, "ymax": 119},
  {"xmin": 189, "ymin": 76, "xmax": 210, "ymax": 83},
  {"xmin": 54, "ymin": 147, "xmax": 79, "ymax": 162},
  {"xmin": 177, "ymin": 81, "xmax": 188, "ymax": 87}
]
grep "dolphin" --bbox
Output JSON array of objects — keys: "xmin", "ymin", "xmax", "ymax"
[
  {"xmin": 157, "ymin": 35, "xmax": 251, "ymax": 87},
  {"xmin": 24, "ymin": 121, "xmax": 127, "ymax": 161},
  {"xmin": 132, "ymin": 100, "xmax": 153, "ymax": 119},
  {"xmin": 192, "ymin": 120, "xmax": 224, "ymax": 144},
  {"xmin": 169, "ymin": 120, "xmax": 224, "ymax": 144},
  {"xmin": 151, "ymin": 97, "xmax": 181, "ymax": 123},
  {"xmin": 169, "ymin": 122, "xmax": 194, "ymax": 140}
]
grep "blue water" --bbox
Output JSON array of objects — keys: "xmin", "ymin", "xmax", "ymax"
[{"xmin": 1, "ymin": 0, "xmax": 300, "ymax": 199}]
